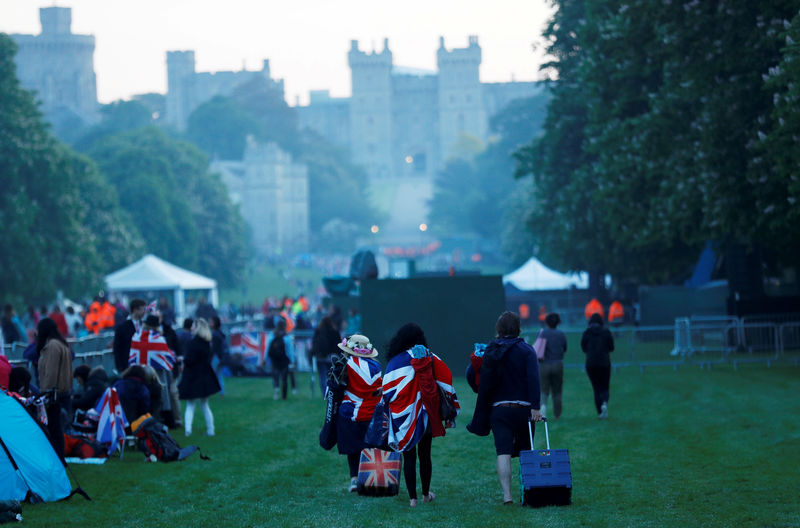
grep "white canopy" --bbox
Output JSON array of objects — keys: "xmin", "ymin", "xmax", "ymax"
[
  {"xmin": 104, "ymin": 254, "xmax": 218, "ymax": 318},
  {"xmin": 503, "ymin": 257, "xmax": 588, "ymax": 291}
]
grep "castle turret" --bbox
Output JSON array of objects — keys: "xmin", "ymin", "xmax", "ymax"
[
  {"xmin": 436, "ymin": 35, "xmax": 487, "ymax": 159},
  {"xmin": 166, "ymin": 51, "xmax": 196, "ymax": 130},
  {"xmin": 348, "ymin": 39, "xmax": 394, "ymax": 179},
  {"xmin": 10, "ymin": 6, "xmax": 99, "ymax": 132}
]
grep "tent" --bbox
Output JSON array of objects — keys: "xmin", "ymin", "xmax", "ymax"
[
  {"xmin": 104, "ymin": 254, "xmax": 218, "ymax": 319},
  {"xmin": 0, "ymin": 392, "xmax": 72, "ymax": 502},
  {"xmin": 502, "ymin": 258, "xmax": 588, "ymax": 291}
]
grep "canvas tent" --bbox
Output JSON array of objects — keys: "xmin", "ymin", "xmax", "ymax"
[
  {"xmin": 503, "ymin": 258, "xmax": 588, "ymax": 291},
  {"xmin": 0, "ymin": 392, "xmax": 72, "ymax": 502},
  {"xmin": 104, "ymin": 254, "xmax": 218, "ymax": 319}
]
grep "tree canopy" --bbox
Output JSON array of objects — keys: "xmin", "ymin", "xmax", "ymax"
[{"xmin": 515, "ymin": 1, "xmax": 800, "ymax": 286}]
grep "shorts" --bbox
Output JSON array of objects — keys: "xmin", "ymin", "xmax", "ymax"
[{"xmin": 490, "ymin": 405, "xmax": 532, "ymax": 457}]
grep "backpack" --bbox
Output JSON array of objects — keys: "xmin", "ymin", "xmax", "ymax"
[
  {"xmin": 132, "ymin": 415, "xmax": 208, "ymax": 462},
  {"xmin": 267, "ymin": 335, "xmax": 289, "ymax": 368},
  {"xmin": 64, "ymin": 434, "xmax": 107, "ymax": 459}
]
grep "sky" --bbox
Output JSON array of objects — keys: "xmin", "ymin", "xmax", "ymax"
[{"xmin": 0, "ymin": 0, "xmax": 553, "ymax": 106}]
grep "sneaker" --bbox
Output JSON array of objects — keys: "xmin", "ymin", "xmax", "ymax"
[
  {"xmin": 540, "ymin": 403, "xmax": 547, "ymax": 418},
  {"xmin": 348, "ymin": 477, "xmax": 358, "ymax": 492},
  {"xmin": 292, "ymin": 388, "xmax": 298, "ymax": 395},
  {"xmin": 599, "ymin": 402, "xmax": 608, "ymax": 419},
  {"xmin": 273, "ymin": 388, "xmax": 280, "ymax": 401}
]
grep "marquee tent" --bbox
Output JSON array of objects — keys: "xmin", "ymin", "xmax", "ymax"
[
  {"xmin": 502, "ymin": 258, "xmax": 588, "ymax": 291},
  {"xmin": 104, "ymin": 254, "xmax": 218, "ymax": 318}
]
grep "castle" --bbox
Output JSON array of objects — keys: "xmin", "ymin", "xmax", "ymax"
[
  {"xmin": 210, "ymin": 138, "xmax": 310, "ymax": 259},
  {"xmin": 166, "ymin": 36, "xmax": 542, "ymax": 180},
  {"xmin": 10, "ymin": 7, "xmax": 100, "ymax": 130}
]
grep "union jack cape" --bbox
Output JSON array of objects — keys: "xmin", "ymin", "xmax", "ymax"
[
  {"xmin": 382, "ymin": 348, "xmax": 460, "ymax": 452},
  {"xmin": 95, "ymin": 387, "xmax": 128, "ymax": 456},
  {"xmin": 339, "ymin": 356, "xmax": 382, "ymax": 422},
  {"xmin": 129, "ymin": 329, "xmax": 176, "ymax": 371}
]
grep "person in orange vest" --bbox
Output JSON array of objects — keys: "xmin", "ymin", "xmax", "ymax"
[
  {"xmin": 518, "ymin": 303, "xmax": 530, "ymax": 322},
  {"xmin": 584, "ymin": 298, "xmax": 604, "ymax": 321},
  {"xmin": 99, "ymin": 298, "xmax": 116, "ymax": 332},
  {"xmin": 538, "ymin": 305, "xmax": 547, "ymax": 326},
  {"xmin": 84, "ymin": 300, "xmax": 103, "ymax": 335},
  {"xmin": 608, "ymin": 300, "xmax": 625, "ymax": 325}
]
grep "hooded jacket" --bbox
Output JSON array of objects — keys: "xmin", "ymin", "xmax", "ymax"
[{"xmin": 581, "ymin": 323, "xmax": 615, "ymax": 367}]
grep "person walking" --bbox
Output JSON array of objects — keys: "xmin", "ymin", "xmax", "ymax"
[
  {"xmin": 178, "ymin": 318, "xmax": 221, "ymax": 436},
  {"xmin": 539, "ymin": 312, "xmax": 568, "ymax": 419},
  {"xmin": 467, "ymin": 311, "xmax": 542, "ymax": 505},
  {"xmin": 36, "ymin": 317, "xmax": 73, "ymax": 458},
  {"xmin": 335, "ymin": 334, "xmax": 382, "ymax": 493},
  {"xmin": 266, "ymin": 318, "xmax": 294, "ymax": 400},
  {"xmin": 310, "ymin": 315, "xmax": 340, "ymax": 395},
  {"xmin": 581, "ymin": 313, "xmax": 615, "ymax": 419},
  {"xmin": 383, "ymin": 323, "xmax": 459, "ymax": 507}
]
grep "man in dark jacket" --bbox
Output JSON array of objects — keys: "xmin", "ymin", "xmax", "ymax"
[
  {"xmin": 581, "ymin": 313, "xmax": 615, "ymax": 419},
  {"xmin": 467, "ymin": 311, "xmax": 543, "ymax": 505},
  {"xmin": 112, "ymin": 299, "xmax": 146, "ymax": 374}
]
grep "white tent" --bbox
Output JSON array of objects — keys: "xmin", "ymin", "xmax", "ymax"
[
  {"xmin": 502, "ymin": 258, "xmax": 588, "ymax": 291},
  {"xmin": 104, "ymin": 254, "xmax": 218, "ymax": 318}
]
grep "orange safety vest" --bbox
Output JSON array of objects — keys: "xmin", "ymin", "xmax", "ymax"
[
  {"xmin": 538, "ymin": 306, "xmax": 547, "ymax": 322},
  {"xmin": 585, "ymin": 298, "xmax": 604, "ymax": 320},
  {"xmin": 608, "ymin": 301, "xmax": 624, "ymax": 323},
  {"xmin": 519, "ymin": 303, "xmax": 530, "ymax": 320},
  {"xmin": 99, "ymin": 302, "xmax": 116, "ymax": 330}
]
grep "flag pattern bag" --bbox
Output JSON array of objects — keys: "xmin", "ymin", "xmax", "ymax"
[{"xmin": 357, "ymin": 448, "xmax": 402, "ymax": 496}]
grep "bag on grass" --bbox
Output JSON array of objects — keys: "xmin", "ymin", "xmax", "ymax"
[
  {"xmin": 64, "ymin": 434, "xmax": 107, "ymax": 459},
  {"xmin": 132, "ymin": 414, "xmax": 208, "ymax": 462}
]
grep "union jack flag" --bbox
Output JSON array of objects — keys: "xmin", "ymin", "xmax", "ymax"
[
  {"xmin": 95, "ymin": 387, "xmax": 128, "ymax": 456},
  {"xmin": 229, "ymin": 331, "xmax": 268, "ymax": 366},
  {"xmin": 358, "ymin": 448, "xmax": 401, "ymax": 490},
  {"xmin": 383, "ymin": 348, "xmax": 460, "ymax": 452},
  {"xmin": 129, "ymin": 329, "xmax": 176, "ymax": 371},
  {"xmin": 340, "ymin": 356, "xmax": 382, "ymax": 422}
]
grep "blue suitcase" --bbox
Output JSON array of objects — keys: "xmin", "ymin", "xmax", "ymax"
[{"xmin": 520, "ymin": 418, "xmax": 572, "ymax": 507}]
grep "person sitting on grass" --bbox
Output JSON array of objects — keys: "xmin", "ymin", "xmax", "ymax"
[{"xmin": 72, "ymin": 365, "xmax": 109, "ymax": 412}]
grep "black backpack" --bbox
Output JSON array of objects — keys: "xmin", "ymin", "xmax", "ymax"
[
  {"xmin": 133, "ymin": 416, "xmax": 208, "ymax": 462},
  {"xmin": 268, "ymin": 334, "xmax": 289, "ymax": 368}
]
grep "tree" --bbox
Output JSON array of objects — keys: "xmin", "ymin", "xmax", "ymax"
[
  {"xmin": 0, "ymin": 34, "xmax": 109, "ymax": 302},
  {"xmin": 514, "ymin": 0, "xmax": 799, "ymax": 289},
  {"xmin": 87, "ymin": 127, "xmax": 248, "ymax": 286},
  {"xmin": 186, "ymin": 95, "xmax": 260, "ymax": 160}
]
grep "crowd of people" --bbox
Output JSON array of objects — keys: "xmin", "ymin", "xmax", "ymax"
[{"xmin": 1, "ymin": 290, "xmax": 615, "ymax": 507}]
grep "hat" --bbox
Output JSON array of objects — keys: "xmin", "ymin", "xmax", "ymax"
[
  {"xmin": 144, "ymin": 314, "xmax": 160, "ymax": 329},
  {"xmin": 338, "ymin": 334, "xmax": 378, "ymax": 358}
]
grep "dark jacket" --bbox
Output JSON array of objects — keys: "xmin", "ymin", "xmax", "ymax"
[
  {"xmin": 311, "ymin": 324, "xmax": 340, "ymax": 361},
  {"xmin": 72, "ymin": 367, "xmax": 109, "ymax": 411},
  {"xmin": 581, "ymin": 323, "xmax": 615, "ymax": 367},
  {"xmin": 178, "ymin": 336, "xmax": 221, "ymax": 400},
  {"xmin": 466, "ymin": 337, "xmax": 540, "ymax": 436},
  {"xmin": 112, "ymin": 377, "xmax": 150, "ymax": 421},
  {"xmin": 112, "ymin": 319, "xmax": 137, "ymax": 373}
]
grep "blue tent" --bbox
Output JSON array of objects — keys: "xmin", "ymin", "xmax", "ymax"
[{"xmin": 0, "ymin": 392, "xmax": 72, "ymax": 502}]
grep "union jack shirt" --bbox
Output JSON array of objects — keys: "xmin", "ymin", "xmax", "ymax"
[
  {"xmin": 339, "ymin": 356, "xmax": 383, "ymax": 422},
  {"xmin": 383, "ymin": 348, "xmax": 460, "ymax": 452},
  {"xmin": 129, "ymin": 329, "xmax": 176, "ymax": 371}
]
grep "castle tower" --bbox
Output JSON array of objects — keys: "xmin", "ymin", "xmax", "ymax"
[
  {"xmin": 11, "ymin": 7, "xmax": 99, "ymax": 128},
  {"xmin": 165, "ymin": 51, "xmax": 196, "ymax": 130},
  {"xmin": 348, "ymin": 38, "xmax": 393, "ymax": 179},
  {"xmin": 436, "ymin": 35, "xmax": 487, "ymax": 160}
]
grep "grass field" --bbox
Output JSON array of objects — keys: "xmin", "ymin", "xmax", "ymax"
[
  {"xmin": 219, "ymin": 263, "xmax": 325, "ymax": 307},
  {"xmin": 21, "ymin": 364, "xmax": 800, "ymax": 528}
]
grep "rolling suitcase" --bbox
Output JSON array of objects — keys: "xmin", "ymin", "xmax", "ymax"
[{"xmin": 520, "ymin": 418, "xmax": 572, "ymax": 507}]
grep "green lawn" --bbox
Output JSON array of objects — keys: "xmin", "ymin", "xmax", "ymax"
[
  {"xmin": 22, "ymin": 364, "xmax": 800, "ymax": 527},
  {"xmin": 220, "ymin": 263, "xmax": 325, "ymax": 306}
]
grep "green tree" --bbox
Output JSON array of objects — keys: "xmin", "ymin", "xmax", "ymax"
[
  {"xmin": 0, "ymin": 34, "xmax": 106, "ymax": 302},
  {"xmin": 187, "ymin": 95, "xmax": 260, "ymax": 160},
  {"xmin": 87, "ymin": 127, "xmax": 248, "ymax": 286},
  {"xmin": 73, "ymin": 99, "xmax": 155, "ymax": 151}
]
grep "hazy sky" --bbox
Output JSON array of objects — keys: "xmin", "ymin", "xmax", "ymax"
[{"xmin": 1, "ymin": 1, "xmax": 553, "ymax": 106}]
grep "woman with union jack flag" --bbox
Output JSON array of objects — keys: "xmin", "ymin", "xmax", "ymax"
[
  {"xmin": 335, "ymin": 334, "xmax": 383, "ymax": 493},
  {"xmin": 383, "ymin": 323, "xmax": 459, "ymax": 507}
]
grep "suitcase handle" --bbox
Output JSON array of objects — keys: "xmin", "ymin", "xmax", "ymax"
[{"xmin": 528, "ymin": 418, "xmax": 550, "ymax": 451}]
